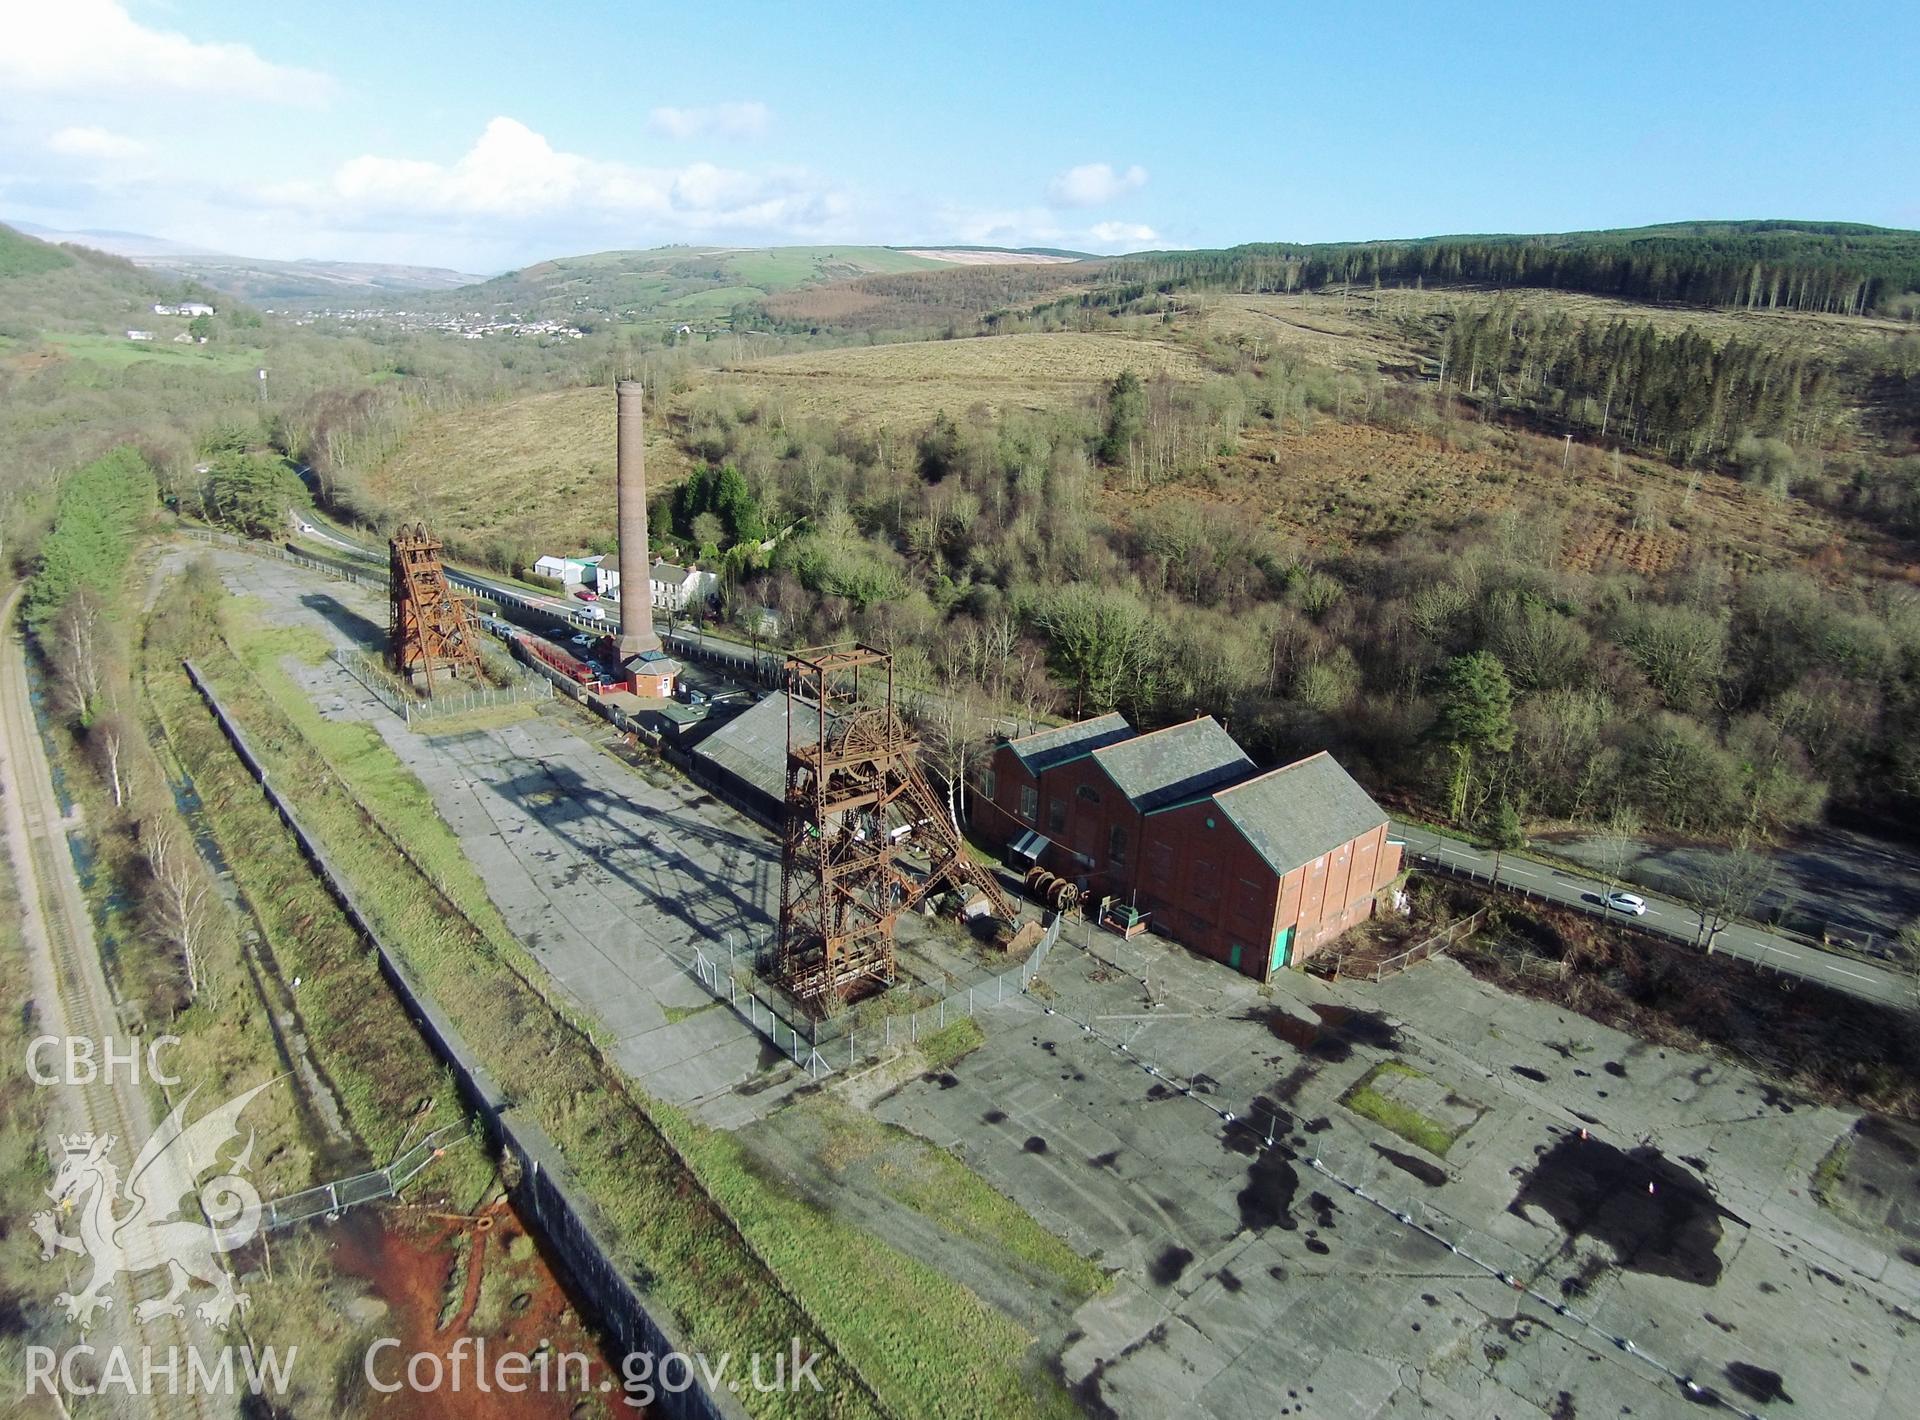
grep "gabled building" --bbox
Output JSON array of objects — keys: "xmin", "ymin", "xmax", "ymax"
[
  {"xmin": 593, "ymin": 558, "xmax": 718, "ymax": 611},
  {"xmin": 972, "ymin": 714, "xmax": 1402, "ymax": 977},
  {"xmin": 534, "ymin": 553, "xmax": 602, "ymax": 586}
]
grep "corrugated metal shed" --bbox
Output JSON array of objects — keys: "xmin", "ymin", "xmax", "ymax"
[
  {"xmin": 1210, "ymin": 751, "xmax": 1388, "ymax": 876},
  {"xmin": 1093, "ymin": 716, "xmax": 1252, "ymax": 813},
  {"xmin": 1007, "ymin": 712, "xmax": 1135, "ymax": 776}
]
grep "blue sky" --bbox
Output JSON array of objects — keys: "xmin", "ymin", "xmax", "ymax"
[{"xmin": 2, "ymin": 0, "xmax": 1914, "ymax": 272}]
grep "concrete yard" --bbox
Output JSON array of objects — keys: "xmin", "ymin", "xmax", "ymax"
[
  {"xmin": 206, "ymin": 550, "xmax": 1027, "ymax": 1123},
  {"xmin": 206, "ymin": 547, "xmax": 1920, "ymax": 1419},
  {"xmin": 208, "ymin": 551, "xmax": 801, "ymax": 1118},
  {"xmin": 877, "ymin": 931, "xmax": 1920, "ymax": 1419}
]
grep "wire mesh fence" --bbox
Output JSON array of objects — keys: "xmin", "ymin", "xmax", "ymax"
[
  {"xmin": 1313, "ymin": 906, "xmax": 1490, "ymax": 982},
  {"xmin": 692, "ymin": 912, "xmax": 1063, "ymax": 1078},
  {"xmin": 329, "ymin": 648, "xmax": 551, "ymax": 724}
]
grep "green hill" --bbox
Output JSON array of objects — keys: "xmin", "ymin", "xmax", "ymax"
[
  {"xmin": 0, "ymin": 223, "xmax": 73, "ymax": 279},
  {"xmin": 409, "ymin": 244, "xmax": 953, "ymax": 327}
]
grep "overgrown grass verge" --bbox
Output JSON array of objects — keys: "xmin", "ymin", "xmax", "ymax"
[
  {"xmin": 1340, "ymin": 1061, "xmax": 1461, "ymax": 1157},
  {"xmin": 806, "ymin": 1098, "xmax": 1105, "ymax": 1303},
  {"xmin": 655, "ymin": 1102, "xmax": 1086, "ymax": 1420}
]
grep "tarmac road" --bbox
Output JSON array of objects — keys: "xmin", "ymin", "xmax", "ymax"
[{"xmin": 1393, "ymin": 822, "xmax": 1913, "ymax": 1009}]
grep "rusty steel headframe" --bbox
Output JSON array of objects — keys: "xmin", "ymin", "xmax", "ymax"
[
  {"xmin": 775, "ymin": 643, "xmax": 1014, "ymax": 1009},
  {"xmin": 388, "ymin": 524, "xmax": 485, "ymax": 695}
]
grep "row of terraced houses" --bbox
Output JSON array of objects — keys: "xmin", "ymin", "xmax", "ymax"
[{"xmin": 969, "ymin": 715, "xmax": 1404, "ymax": 978}]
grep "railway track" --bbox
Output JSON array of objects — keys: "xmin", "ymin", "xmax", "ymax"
[{"xmin": 1, "ymin": 590, "xmax": 227, "ymax": 1420}]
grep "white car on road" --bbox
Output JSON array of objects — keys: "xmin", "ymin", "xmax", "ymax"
[{"xmin": 1603, "ymin": 891, "xmax": 1648, "ymax": 916}]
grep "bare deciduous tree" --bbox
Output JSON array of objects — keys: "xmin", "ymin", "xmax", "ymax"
[
  {"xmin": 1690, "ymin": 841, "xmax": 1777, "ymax": 953},
  {"xmin": 88, "ymin": 710, "xmax": 132, "ymax": 810},
  {"xmin": 51, "ymin": 587, "xmax": 109, "ymax": 724},
  {"xmin": 146, "ymin": 820, "xmax": 218, "ymax": 997},
  {"xmin": 1591, "ymin": 806, "xmax": 1644, "ymax": 901}
]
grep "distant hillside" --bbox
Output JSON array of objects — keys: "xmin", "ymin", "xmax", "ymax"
[
  {"xmin": 1114, "ymin": 220, "xmax": 1920, "ymax": 316},
  {"xmin": 397, "ymin": 244, "xmax": 1100, "ymax": 327},
  {"xmin": 144, "ymin": 254, "xmax": 485, "ymax": 303},
  {"xmin": 8, "ymin": 221, "xmax": 484, "ymax": 302}
]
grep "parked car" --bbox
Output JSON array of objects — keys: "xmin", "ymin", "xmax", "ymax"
[
  {"xmin": 569, "ymin": 633, "xmax": 595, "ymax": 648},
  {"xmin": 1602, "ymin": 891, "xmax": 1648, "ymax": 916},
  {"xmin": 573, "ymin": 587, "xmax": 598, "ymax": 601}
]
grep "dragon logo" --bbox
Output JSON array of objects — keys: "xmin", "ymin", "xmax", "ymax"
[{"xmin": 31, "ymin": 1081, "xmax": 272, "ymax": 1331}]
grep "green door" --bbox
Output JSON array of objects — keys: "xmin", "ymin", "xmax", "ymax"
[{"xmin": 1270, "ymin": 925, "xmax": 1293, "ymax": 975}]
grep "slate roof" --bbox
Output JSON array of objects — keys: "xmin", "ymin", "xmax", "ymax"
[
  {"xmin": 1209, "ymin": 752, "xmax": 1388, "ymax": 876},
  {"xmin": 1005, "ymin": 712, "xmax": 1135, "ymax": 776},
  {"xmin": 1091, "ymin": 716, "xmax": 1252, "ymax": 814},
  {"xmin": 690, "ymin": 694, "xmax": 820, "ymax": 808}
]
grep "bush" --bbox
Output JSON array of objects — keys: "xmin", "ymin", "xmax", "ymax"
[{"xmin": 1732, "ymin": 434, "xmax": 1800, "ymax": 499}]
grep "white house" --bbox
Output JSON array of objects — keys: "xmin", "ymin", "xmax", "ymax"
[
  {"xmin": 152, "ymin": 302, "xmax": 215, "ymax": 317},
  {"xmin": 533, "ymin": 553, "xmax": 603, "ymax": 586},
  {"xmin": 649, "ymin": 561, "xmax": 719, "ymax": 612},
  {"xmin": 125, "ymin": 329, "xmax": 154, "ymax": 341},
  {"xmin": 598, "ymin": 558, "xmax": 719, "ymax": 612}
]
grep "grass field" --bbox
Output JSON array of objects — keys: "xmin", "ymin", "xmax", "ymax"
[
  {"xmin": 710, "ymin": 330, "xmax": 1208, "ymax": 424},
  {"xmin": 361, "ymin": 384, "xmax": 691, "ymax": 552},
  {"xmin": 361, "ymin": 330, "xmax": 1202, "ymax": 550},
  {"xmin": 44, "ymin": 330, "xmax": 268, "ymax": 373}
]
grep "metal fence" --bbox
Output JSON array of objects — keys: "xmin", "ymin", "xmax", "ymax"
[
  {"xmin": 691, "ymin": 912, "xmax": 1063, "ymax": 1078},
  {"xmin": 186, "ymin": 526, "xmax": 384, "ymax": 590},
  {"xmin": 329, "ymin": 648, "xmax": 552, "ymax": 724},
  {"xmin": 1314, "ymin": 905, "xmax": 1490, "ymax": 983},
  {"xmin": 260, "ymin": 1126, "xmax": 462, "ymax": 1230}
]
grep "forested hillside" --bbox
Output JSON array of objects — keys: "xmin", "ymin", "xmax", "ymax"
[{"xmin": 1115, "ymin": 221, "xmax": 1920, "ymax": 316}]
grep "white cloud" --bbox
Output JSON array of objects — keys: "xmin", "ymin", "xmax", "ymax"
[
  {"xmin": 1086, "ymin": 221, "xmax": 1159, "ymax": 250},
  {"xmin": 264, "ymin": 117, "xmax": 850, "ymax": 245},
  {"xmin": 48, "ymin": 125, "xmax": 149, "ymax": 160},
  {"xmin": 0, "ymin": 0, "xmax": 331, "ymax": 104},
  {"xmin": 646, "ymin": 102, "xmax": 772, "ymax": 141},
  {"xmin": 1047, "ymin": 162, "xmax": 1148, "ymax": 207}
]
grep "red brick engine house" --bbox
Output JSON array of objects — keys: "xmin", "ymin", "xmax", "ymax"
[{"xmin": 970, "ymin": 715, "xmax": 1404, "ymax": 977}]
